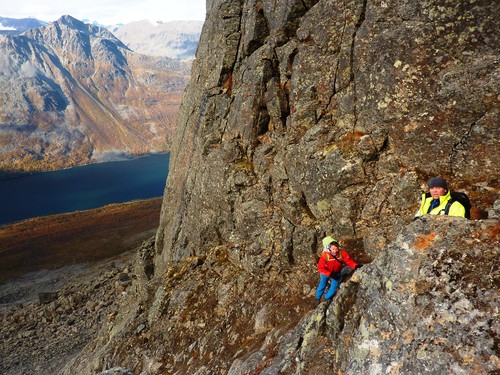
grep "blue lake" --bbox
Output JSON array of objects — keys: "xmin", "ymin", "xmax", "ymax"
[{"xmin": 0, "ymin": 153, "xmax": 169, "ymax": 226}]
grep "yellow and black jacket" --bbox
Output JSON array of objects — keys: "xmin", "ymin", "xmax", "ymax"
[{"xmin": 415, "ymin": 190, "xmax": 466, "ymax": 218}]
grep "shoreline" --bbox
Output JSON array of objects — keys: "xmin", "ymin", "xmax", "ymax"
[
  {"xmin": 0, "ymin": 196, "xmax": 163, "ymax": 229},
  {"xmin": 0, "ymin": 152, "xmax": 170, "ymax": 226},
  {"xmin": 0, "ymin": 151, "xmax": 170, "ymax": 181}
]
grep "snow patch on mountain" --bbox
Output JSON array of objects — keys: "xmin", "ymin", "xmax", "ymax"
[
  {"xmin": 0, "ymin": 23, "xmax": 16, "ymax": 31},
  {"xmin": 0, "ymin": 17, "xmax": 47, "ymax": 35}
]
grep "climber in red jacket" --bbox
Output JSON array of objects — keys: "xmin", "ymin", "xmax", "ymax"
[{"xmin": 316, "ymin": 236, "xmax": 359, "ymax": 305}]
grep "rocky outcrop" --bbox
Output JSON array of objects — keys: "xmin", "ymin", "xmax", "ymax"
[
  {"xmin": 0, "ymin": 15, "xmax": 190, "ymax": 176},
  {"xmin": 229, "ymin": 216, "xmax": 499, "ymax": 374},
  {"xmin": 149, "ymin": 0, "xmax": 497, "ymax": 371},
  {"xmin": 37, "ymin": 214, "xmax": 496, "ymax": 375},
  {"xmin": 0, "ymin": 251, "xmax": 138, "ymax": 375}
]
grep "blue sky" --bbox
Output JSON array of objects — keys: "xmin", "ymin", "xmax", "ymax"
[{"xmin": 0, "ymin": 0, "xmax": 206, "ymax": 25}]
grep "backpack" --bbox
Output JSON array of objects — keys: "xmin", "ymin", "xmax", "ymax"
[{"xmin": 444, "ymin": 192, "xmax": 471, "ymax": 219}]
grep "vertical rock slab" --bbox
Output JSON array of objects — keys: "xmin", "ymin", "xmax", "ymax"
[{"xmin": 156, "ymin": 0, "xmax": 499, "ymax": 270}]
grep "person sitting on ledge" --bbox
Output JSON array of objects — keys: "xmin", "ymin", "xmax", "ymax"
[
  {"xmin": 315, "ymin": 236, "xmax": 359, "ymax": 305},
  {"xmin": 414, "ymin": 177, "xmax": 466, "ymax": 218}
]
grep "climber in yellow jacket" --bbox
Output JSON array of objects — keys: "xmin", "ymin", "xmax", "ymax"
[{"xmin": 415, "ymin": 177, "xmax": 466, "ymax": 218}]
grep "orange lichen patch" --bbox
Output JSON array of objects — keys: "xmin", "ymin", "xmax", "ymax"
[
  {"xmin": 340, "ymin": 131, "xmax": 367, "ymax": 154},
  {"xmin": 222, "ymin": 72, "xmax": 233, "ymax": 96},
  {"xmin": 413, "ymin": 233, "xmax": 436, "ymax": 250},
  {"xmin": 397, "ymin": 282, "xmax": 417, "ymax": 293},
  {"xmin": 281, "ymin": 80, "xmax": 291, "ymax": 93},
  {"xmin": 257, "ymin": 133, "xmax": 272, "ymax": 145},
  {"xmin": 485, "ymin": 222, "xmax": 500, "ymax": 241},
  {"xmin": 402, "ymin": 328, "xmax": 416, "ymax": 344},
  {"xmin": 415, "ymin": 280, "xmax": 432, "ymax": 293}
]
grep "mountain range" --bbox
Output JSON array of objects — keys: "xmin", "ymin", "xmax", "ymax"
[
  {"xmin": 0, "ymin": 16, "xmax": 203, "ymax": 60},
  {"xmin": 0, "ymin": 15, "xmax": 193, "ymax": 177},
  {"xmin": 111, "ymin": 20, "xmax": 203, "ymax": 61}
]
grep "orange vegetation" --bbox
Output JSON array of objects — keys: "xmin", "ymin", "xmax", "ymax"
[
  {"xmin": 0, "ymin": 198, "xmax": 162, "ymax": 283},
  {"xmin": 413, "ymin": 233, "xmax": 437, "ymax": 250}
]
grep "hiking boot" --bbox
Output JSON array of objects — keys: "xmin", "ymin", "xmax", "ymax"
[{"xmin": 315, "ymin": 298, "xmax": 321, "ymax": 307}]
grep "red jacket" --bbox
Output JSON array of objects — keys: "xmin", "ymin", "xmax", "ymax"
[{"xmin": 318, "ymin": 249, "xmax": 358, "ymax": 277}]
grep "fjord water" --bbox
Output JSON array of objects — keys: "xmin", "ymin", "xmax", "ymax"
[{"xmin": 0, "ymin": 153, "xmax": 169, "ymax": 226}]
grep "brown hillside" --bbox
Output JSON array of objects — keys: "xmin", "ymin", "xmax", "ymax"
[{"xmin": 0, "ymin": 198, "xmax": 162, "ymax": 283}]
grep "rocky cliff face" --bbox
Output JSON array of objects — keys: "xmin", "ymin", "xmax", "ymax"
[
  {"xmin": 155, "ymin": 0, "xmax": 499, "ymax": 271},
  {"xmin": 3, "ymin": 1, "xmax": 499, "ymax": 374},
  {"xmin": 228, "ymin": 216, "xmax": 499, "ymax": 374},
  {"xmin": 3, "ymin": 217, "xmax": 497, "ymax": 374},
  {"xmin": 0, "ymin": 15, "xmax": 190, "ymax": 176}
]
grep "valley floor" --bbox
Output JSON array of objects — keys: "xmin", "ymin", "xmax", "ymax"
[
  {"xmin": 0, "ymin": 198, "xmax": 162, "ymax": 374},
  {"xmin": 0, "ymin": 197, "xmax": 162, "ymax": 284}
]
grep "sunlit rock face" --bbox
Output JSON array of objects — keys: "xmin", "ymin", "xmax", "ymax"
[
  {"xmin": 0, "ymin": 15, "xmax": 190, "ymax": 176},
  {"xmin": 156, "ymin": 0, "xmax": 499, "ymax": 267},
  {"xmin": 227, "ymin": 216, "xmax": 499, "ymax": 374},
  {"xmin": 147, "ymin": 0, "xmax": 498, "ymax": 370}
]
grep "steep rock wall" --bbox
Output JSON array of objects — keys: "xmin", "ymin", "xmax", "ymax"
[{"xmin": 156, "ymin": 0, "xmax": 499, "ymax": 271}]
